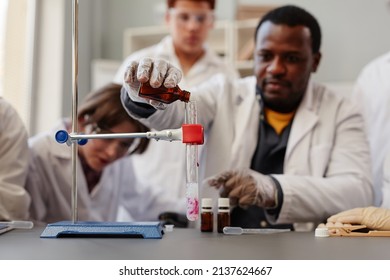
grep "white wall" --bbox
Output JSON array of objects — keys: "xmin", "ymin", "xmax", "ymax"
[
  {"xmin": 88, "ymin": 0, "xmax": 390, "ymax": 82},
  {"xmin": 58, "ymin": 0, "xmax": 236, "ymax": 123},
  {"xmin": 94, "ymin": 0, "xmax": 236, "ymax": 60},
  {"xmin": 32, "ymin": 0, "xmax": 65, "ymax": 134},
  {"xmin": 238, "ymin": 0, "xmax": 390, "ymax": 82}
]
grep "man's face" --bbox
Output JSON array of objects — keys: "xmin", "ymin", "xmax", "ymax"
[
  {"xmin": 166, "ymin": 0, "xmax": 214, "ymax": 55},
  {"xmin": 254, "ymin": 21, "xmax": 321, "ymax": 113}
]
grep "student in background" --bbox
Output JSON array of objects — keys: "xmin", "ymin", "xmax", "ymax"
[
  {"xmin": 114, "ymin": 0, "xmax": 238, "ymax": 214},
  {"xmin": 350, "ymin": 0, "xmax": 390, "ymax": 207},
  {"xmin": 120, "ymin": 5, "xmax": 373, "ymax": 230},
  {"xmin": 328, "ymin": 1, "xmax": 390, "ymax": 228},
  {"xmin": 0, "ymin": 97, "xmax": 30, "ymax": 221},
  {"xmin": 26, "ymin": 83, "xmax": 185, "ymax": 224},
  {"xmin": 352, "ymin": 49, "xmax": 390, "ymax": 207}
]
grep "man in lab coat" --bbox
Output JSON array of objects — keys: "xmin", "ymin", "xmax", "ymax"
[
  {"xmin": 0, "ymin": 97, "xmax": 30, "ymax": 221},
  {"xmin": 114, "ymin": 0, "xmax": 238, "ymax": 218},
  {"xmin": 120, "ymin": 5, "xmax": 373, "ymax": 230}
]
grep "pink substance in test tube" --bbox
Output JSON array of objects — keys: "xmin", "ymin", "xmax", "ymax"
[{"xmin": 186, "ymin": 191, "xmax": 199, "ymax": 221}]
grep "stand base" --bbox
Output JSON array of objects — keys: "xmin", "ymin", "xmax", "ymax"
[{"xmin": 41, "ymin": 221, "xmax": 164, "ymax": 239}]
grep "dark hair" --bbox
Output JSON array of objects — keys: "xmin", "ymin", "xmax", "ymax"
[
  {"xmin": 167, "ymin": 0, "xmax": 216, "ymax": 10},
  {"xmin": 78, "ymin": 83, "xmax": 149, "ymax": 154},
  {"xmin": 255, "ymin": 5, "xmax": 321, "ymax": 53}
]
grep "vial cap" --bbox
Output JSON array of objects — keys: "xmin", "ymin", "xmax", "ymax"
[
  {"xmin": 315, "ymin": 227, "xmax": 329, "ymax": 237},
  {"xmin": 218, "ymin": 198, "xmax": 230, "ymax": 207},
  {"xmin": 164, "ymin": 224, "xmax": 174, "ymax": 232},
  {"xmin": 201, "ymin": 198, "xmax": 213, "ymax": 208}
]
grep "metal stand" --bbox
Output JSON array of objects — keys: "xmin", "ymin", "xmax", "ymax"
[
  {"xmin": 41, "ymin": 1, "xmax": 203, "ymax": 239},
  {"xmin": 40, "ymin": 1, "xmax": 167, "ymax": 239}
]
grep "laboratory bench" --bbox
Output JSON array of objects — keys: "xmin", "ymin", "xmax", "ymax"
[{"xmin": 1, "ymin": 226, "xmax": 390, "ymax": 260}]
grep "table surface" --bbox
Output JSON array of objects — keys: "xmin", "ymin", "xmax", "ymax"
[{"xmin": 1, "ymin": 226, "xmax": 390, "ymax": 260}]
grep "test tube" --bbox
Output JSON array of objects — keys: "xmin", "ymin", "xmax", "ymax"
[{"xmin": 185, "ymin": 100, "xmax": 199, "ymax": 221}]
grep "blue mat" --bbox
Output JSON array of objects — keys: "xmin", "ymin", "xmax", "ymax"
[{"xmin": 41, "ymin": 221, "xmax": 164, "ymax": 239}]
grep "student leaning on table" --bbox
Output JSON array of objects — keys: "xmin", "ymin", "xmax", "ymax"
[
  {"xmin": 25, "ymin": 83, "xmax": 185, "ymax": 224},
  {"xmin": 113, "ymin": 0, "xmax": 238, "ymax": 211},
  {"xmin": 120, "ymin": 5, "xmax": 373, "ymax": 231},
  {"xmin": 0, "ymin": 97, "xmax": 31, "ymax": 221}
]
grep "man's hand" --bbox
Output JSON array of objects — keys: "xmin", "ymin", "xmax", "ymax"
[{"xmin": 208, "ymin": 169, "xmax": 277, "ymax": 208}]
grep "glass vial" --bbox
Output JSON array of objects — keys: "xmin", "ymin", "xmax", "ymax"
[
  {"xmin": 139, "ymin": 82, "xmax": 190, "ymax": 104},
  {"xmin": 201, "ymin": 198, "xmax": 213, "ymax": 232},
  {"xmin": 217, "ymin": 198, "xmax": 230, "ymax": 233}
]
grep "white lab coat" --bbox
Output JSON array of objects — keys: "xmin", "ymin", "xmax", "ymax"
[
  {"xmin": 384, "ymin": 152, "xmax": 390, "ymax": 207},
  {"xmin": 26, "ymin": 120, "xmax": 185, "ymax": 224},
  {"xmin": 114, "ymin": 36, "xmax": 238, "ymax": 200},
  {"xmin": 125, "ymin": 75, "xmax": 373, "ymax": 227},
  {"xmin": 0, "ymin": 98, "xmax": 30, "ymax": 220},
  {"xmin": 352, "ymin": 51, "xmax": 390, "ymax": 207}
]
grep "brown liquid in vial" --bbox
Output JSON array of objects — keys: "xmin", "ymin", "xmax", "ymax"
[
  {"xmin": 201, "ymin": 212, "xmax": 213, "ymax": 232},
  {"xmin": 201, "ymin": 198, "xmax": 213, "ymax": 232},
  {"xmin": 139, "ymin": 82, "xmax": 190, "ymax": 104},
  {"xmin": 217, "ymin": 211, "xmax": 230, "ymax": 233},
  {"xmin": 217, "ymin": 198, "xmax": 230, "ymax": 233}
]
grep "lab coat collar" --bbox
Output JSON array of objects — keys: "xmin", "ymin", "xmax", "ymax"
[
  {"xmin": 285, "ymin": 79, "xmax": 320, "ymax": 161},
  {"xmin": 230, "ymin": 77, "xmax": 259, "ymax": 169},
  {"xmin": 298, "ymin": 78, "xmax": 317, "ymax": 111},
  {"xmin": 249, "ymin": 78, "xmax": 319, "ymax": 162}
]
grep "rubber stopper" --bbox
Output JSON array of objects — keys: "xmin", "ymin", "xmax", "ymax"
[{"xmin": 182, "ymin": 124, "xmax": 204, "ymax": 145}]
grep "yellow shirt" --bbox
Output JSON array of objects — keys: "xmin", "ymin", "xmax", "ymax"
[{"xmin": 264, "ymin": 108, "xmax": 295, "ymax": 135}]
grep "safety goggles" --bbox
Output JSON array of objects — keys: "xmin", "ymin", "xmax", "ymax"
[
  {"xmin": 90, "ymin": 123, "xmax": 139, "ymax": 156},
  {"xmin": 169, "ymin": 8, "xmax": 214, "ymax": 27}
]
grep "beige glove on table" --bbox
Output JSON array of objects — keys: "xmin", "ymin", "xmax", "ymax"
[
  {"xmin": 327, "ymin": 207, "xmax": 390, "ymax": 231},
  {"xmin": 123, "ymin": 57, "xmax": 182, "ymax": 109},
  {"xmin": 208, "ymin": 169, "xmax": 277, "ymax": 208}
]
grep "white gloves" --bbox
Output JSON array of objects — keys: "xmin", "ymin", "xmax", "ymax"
[
  {"xmin": 208, "ymin": 169, "xmax": 277, "ymax": 208},
  {"xmin": 327, "ymin": 207, "xmax": 390, "ymax": 231},
  {"xmin": 123, "ymin": 57, "xmax": 182, "ymax": 109}
]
